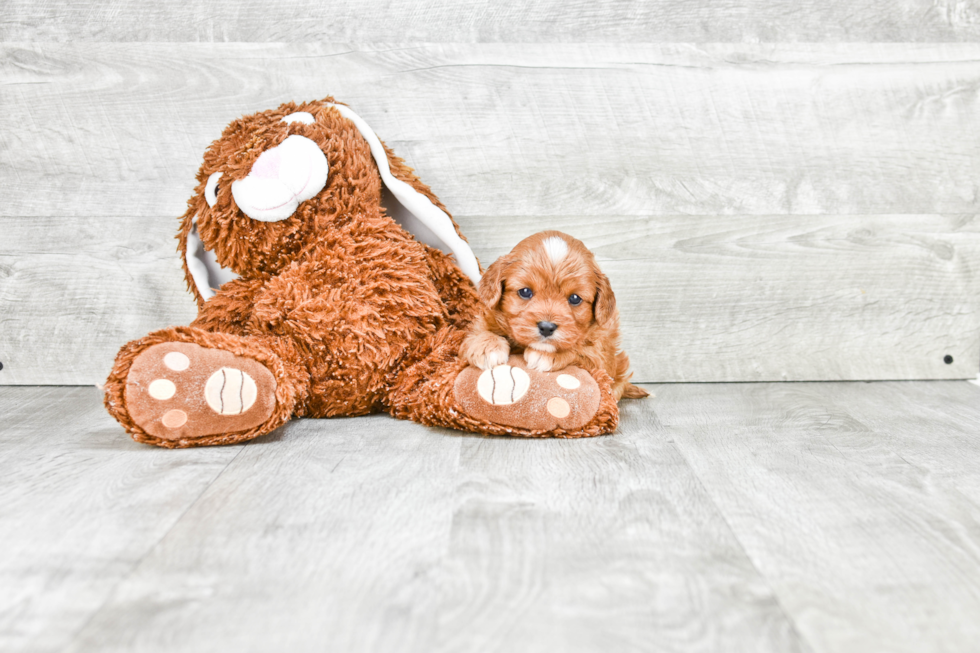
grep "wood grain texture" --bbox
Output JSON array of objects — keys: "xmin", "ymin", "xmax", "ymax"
[
  {"xmin": 815, "ymin": 380, "xmax": 980, "ymax": 501},
  {"xmin": 56, "ymin": 394, "xmax": 809, "ymax": 653},
  {"xmin": 2, "ymin": 42, "xmax": 979, "ymax": 384},
  {"xmin": 2, "ymin": 212, "xmax": 976, "ymax": 384},
  {"xmin": 2, "ymin": 43, "xmax": 979, "ymax": 218},
  {"xmin": 2, "ymin": 0, "xmax": 978, "ymax": 42},
  {"xmin": 7, "ymin": 382, "xmax": 980, "ymax": 652},
  {"xmin": 426, "ymin": 407, "xmax": 808, "ymax": 653},
  {"xmin": 0, "ymin": 216, "xmax": 198, "ymax": 385},
  {"xmin": 0, "ymin": 386, "xmax": 241, "ymax": 653},
  {"xmin": 60, "ymin": 414, "xmax": 464, "ymax": 653},
  {"xmin": 654, "ymin": 381, "xmax": 980, "ymax": 653},
  {"xmin": 462, "ymin": 213, "xmax": 980, "ymax": 382}
]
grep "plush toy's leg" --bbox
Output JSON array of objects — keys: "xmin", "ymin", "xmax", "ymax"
[
  {"xmin": 388, "ymin": 329, "xmax": 619, "ymax": 438},
  {"xmin": 104, "ymin": 327, "xmax": 307, "ymax": 448}
]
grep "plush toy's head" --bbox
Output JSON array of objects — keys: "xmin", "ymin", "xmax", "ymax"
[{"xmin": 178, "ymin": 98, "xmax": 481, "ymax": 306}]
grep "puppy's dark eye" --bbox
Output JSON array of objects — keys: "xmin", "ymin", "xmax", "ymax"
[
  {"xmin": 569, "ymin": 294, "xmax": 583, "ymax": 306},
  {"xmin": 518, "ymin": 287, "xmax": 533, "ymax": 299}
]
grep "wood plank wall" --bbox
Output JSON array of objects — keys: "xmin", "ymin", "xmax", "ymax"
[{"xmin": 1, "ymin": 5, "xmax": 979, "ymax": 384}]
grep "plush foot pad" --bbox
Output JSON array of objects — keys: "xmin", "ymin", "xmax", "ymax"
[
  {"xmin": 453, "ymin": 354, "xmax": 600, "ymax": 432},
  {"xmin": 124, "ymin": 342, "xmax": 277, "ymax": 441}
]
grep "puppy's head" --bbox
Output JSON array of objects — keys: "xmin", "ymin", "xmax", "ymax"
[{"xmin": 480, "ymin": 231, "xmax": 616, "ymax": 352}]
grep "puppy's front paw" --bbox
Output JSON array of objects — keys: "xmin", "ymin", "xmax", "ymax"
[
  {"xmin": 462, "ymin": 332, "xmax": 511, "ymax": 370},
  {"xmin": 524, "ymin": 348, "xmax": 555, "ymax": 372}
]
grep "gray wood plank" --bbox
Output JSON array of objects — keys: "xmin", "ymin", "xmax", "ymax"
[
  {"xmin": 3, "ymin": 213, "xmax": 977, "ymax": 384},
  {"xmin": 0, "ymin": 216, "xmax": 198, "ymax": 385},
  {"xmin": 63, "ymin": 414, "xmax": 465, "ymax": 653},
  {"xmin": 653, "ymin": 381, "xmax": 980, "ymax": 653},
  {"xmin": 6, "ymin": 382, "xmax": 980, "ymax": 651},
  {"xmin": 426, "ymin": 404, "xmax": 809, "ymax": 653},
  {"xmin": 0, "ymin": 386, "xmax": 242, "ymax": 653},
  {"xmin": 3, "ymin": 43, "xmax": 978, "ymax": 384},
  {"xmin": 814, "ymin": 381, "xmax": 980, "ymax": 500},
  {"xmin": 2, "ymin": 0, "xmax": 977, "ymax": 42},
  {"xmin": 2, "ymin": 43, "xmax": 979, "ymax": 218},
  {"xmin": 60, "ymin": 395, "xmax": 810, "ymax": 653}
]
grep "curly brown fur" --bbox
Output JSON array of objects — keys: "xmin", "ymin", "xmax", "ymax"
[
  {"xmin": 105, "ymin": 99, "xmax": 619, "ymax": 447},
  {"xmin": 462, "ymin": 231, "xmax": 648, "ymax": 401},
  {"xmin": 169, "ymin": 99, "xmax": 463, "ymax": 419}
]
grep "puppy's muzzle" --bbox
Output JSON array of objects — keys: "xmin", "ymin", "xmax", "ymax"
[{"xmin": 537, "ymin": 321, "xmax": 558, "ymax": 337}]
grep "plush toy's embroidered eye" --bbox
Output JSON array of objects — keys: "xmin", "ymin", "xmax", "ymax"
[
  {"xmin": 569, "ymin": 294, "xmax": 583, "ymax": 306},
  {"xmin": 205, "ymin": 171, "xmax": 224, "ymax": 208},
  {"xmin": 518, "ymin": 287, "xmax": 533, "ymax": 299}
]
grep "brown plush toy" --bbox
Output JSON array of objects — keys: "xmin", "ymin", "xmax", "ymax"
[{"xmin": 103, "ymin": 98, "xmax": 619, "ymax": 447}]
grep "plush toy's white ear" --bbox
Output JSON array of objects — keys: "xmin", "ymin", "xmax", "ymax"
[
  {"xmin": 326, "ymin": 103, "xmax": 482, "ymax": 286},
  {"xmin": 185, "ymin": 219, "xmax": 240, "ymax": 300}
]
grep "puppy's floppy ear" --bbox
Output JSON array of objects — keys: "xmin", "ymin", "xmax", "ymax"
[
  {"xmin": 593, "ymin": 269, "xmax": 616, "ymax": 325},
  {"xmin": 479, "ymin": 254, "xmax": 511, "ymax": 309}
]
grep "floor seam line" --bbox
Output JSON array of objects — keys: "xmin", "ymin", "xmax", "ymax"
[{"xmin": 667, "ymin": 435, "xmax": 819, "ymax": 653}]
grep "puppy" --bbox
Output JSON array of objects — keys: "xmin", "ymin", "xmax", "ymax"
[{"xmin": 462, "ymin": 231, "xmax": 648, "ymax": 401}]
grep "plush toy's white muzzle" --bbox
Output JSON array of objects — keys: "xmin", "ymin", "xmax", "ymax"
[{"xmin": 231, "ymin": 135, "xmax": 329, "ymax": 222}]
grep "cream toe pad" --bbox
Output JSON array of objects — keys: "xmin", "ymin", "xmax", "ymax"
[
  {"xmin": 547, "ymin": 397, "xmax": 571, "ymax": 418},
  {"xmin": 556, "ymin": 374, "xmax": 580, "ymax": 389},
  {"xmin": 162, "ymin": 409, "xmax": 188, "ymax": 429},
  {"xmin": 148, "ymin": 379, "xmax": 176, "ymax": 400},
  {"xmin": 477, "ymin": 365, "xmax": 531, "ymax": 405},
  {"xmin": 205, "ymin": 368, "xmax": 258, "ymax": 415},
  {"xmin": 163, "ymin": 352, "xmax": 190, "ymax": 371}
]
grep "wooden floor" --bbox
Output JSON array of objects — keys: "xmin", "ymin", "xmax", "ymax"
[{"xmin": 3, "ymin": 382, "xmax": 979, "ymax": 653}]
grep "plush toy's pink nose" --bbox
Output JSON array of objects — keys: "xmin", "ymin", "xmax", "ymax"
[{"xmin": 250, "ymin": 148, "xmax": 282, "ymax": 180}]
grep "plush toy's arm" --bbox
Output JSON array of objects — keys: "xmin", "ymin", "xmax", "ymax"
[
  {"xmin": 191, "ymin": 276, "xmax": 271, "ymax": 335},
  {"xmin": 422, "ymin": 245, "xmax": 480, "ymax": 328}
]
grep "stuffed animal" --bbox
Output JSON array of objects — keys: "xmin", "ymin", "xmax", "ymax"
[{"xmin": 103, "ymin": 98, "xmax": 619, "ymax": 447}]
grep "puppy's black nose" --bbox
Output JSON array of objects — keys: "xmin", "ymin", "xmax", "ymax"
[{"xmin": 537, "ymin": 321, "xmax": 558, "ymax": 337}]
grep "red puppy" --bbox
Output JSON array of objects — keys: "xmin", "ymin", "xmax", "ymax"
[{"xmin": 462, "ymin": 231, "xmax": 648, "ymax": 401}]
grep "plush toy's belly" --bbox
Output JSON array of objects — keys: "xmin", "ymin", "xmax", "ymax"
[
  {"xmin": 297, "ymin": 329, "xmax": 439, "ymax": 419},
  {"xmin": 302, "ymin": 384, "xmax": 379, "ymax": 418}
]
